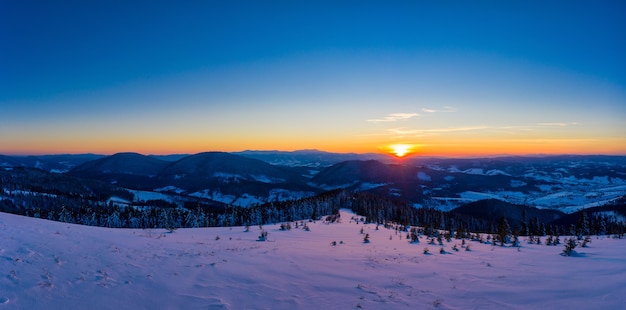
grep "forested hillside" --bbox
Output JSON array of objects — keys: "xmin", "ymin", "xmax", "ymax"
[{"xmin": 2, "ymin": 167, "xmax": 624, "ymax": 240}]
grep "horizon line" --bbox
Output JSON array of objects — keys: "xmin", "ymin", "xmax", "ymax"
[{"xmin": 2, "ymin": 149, "xmax": 626, "ymax": 159}]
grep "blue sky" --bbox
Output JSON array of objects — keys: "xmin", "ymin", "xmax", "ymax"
[{"xmin": 1, "ymin": 1, "xmax": 625, "ymax": 155}]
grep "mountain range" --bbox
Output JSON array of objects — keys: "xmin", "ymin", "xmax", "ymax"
[{"xmin": 1, "ymin": 151, "xmax": 625, "ymax": 213}]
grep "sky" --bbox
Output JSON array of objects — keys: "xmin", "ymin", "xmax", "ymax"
[{"xmin": 1, "ymin": 1, "xmax": 625, "ymax": 157}]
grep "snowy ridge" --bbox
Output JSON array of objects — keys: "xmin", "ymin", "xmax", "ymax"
[
  {"xmin": 189, "ymin": 188, "xmax": 313, "ymax": 207},
  {"xmin": 357, "ymin": 182, "xmax": 388, "ymax": 191},
  {"xmin": 154, "ymin": 186, "xmax": 186, "ymax": 194},
  {"xmin": 1, "ymin": 210, "xmax": 625, "ymax": 309}
]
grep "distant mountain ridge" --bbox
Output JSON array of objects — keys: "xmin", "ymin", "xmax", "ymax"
[
  {"xmin": 70, "ymin": 152, "xmax": 168, "ymax": 176},
  {"xmin": 0, "ymin": 154, "xmax": 104, "ymax": 173},
  {"xmin": 234, "ymin": 149, "xmax": 393, "ymax": 167},
  {"xmin": 66, "ymin": 152, "xmax": 319, "ymax": 206},
  {"xmin": 311, "ymin": 160, "xmax": 416, "ymax": 189}
]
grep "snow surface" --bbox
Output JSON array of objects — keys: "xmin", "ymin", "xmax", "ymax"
[
  {"xmin": 510, "ymin": 180, "xmax": 527, "ymax": 188},
  {"xmin": 485, "ymin": 169, "xmax": 511, "ymax": 176},
  {"xmin": 463, "ymin": 168, "xmax": 484, "ymax": 175},
  {"xmin": 459, "ymin": 191, "xmax": 503, "ymax": 201},
  {"xmin": 2, "ymin": 210, "xmax": 625, "ymax": 309},
  {"xmin": 154, "ymin": 186, "xmax": 187, "ymax": 194},
  {"xmin": 106, "ymin": 196, "xmax": 131, "ymax": 207},
  {"xmin": 427, "ymin": 172, "xmax": 626, "ymax": 213},
  {"xmin": 358, "ymin": 182, "xmax": 387, "ymax": 191},
  {"xmin": 129, "ymin": 190, "xmax": 177, "ymax": 203},
  {"xmin": 417, "ymin": 172, "xmax": 432, "ymax": 181},
  {"xmin": 189, "ymin": 189, "xmax": 313, "ymax": 207}
]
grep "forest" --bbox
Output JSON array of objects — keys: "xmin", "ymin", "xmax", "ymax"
[{"xmin": 1, "ymin": 167, "xmax": 625, "ymax": 241}]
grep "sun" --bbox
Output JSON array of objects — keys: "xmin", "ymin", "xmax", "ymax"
[{"xmin": 390, "ymin": 144, "xmax": 413, "ymax": 158}]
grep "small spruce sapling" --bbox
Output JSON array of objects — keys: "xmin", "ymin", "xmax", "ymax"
[
  {"xmin": 562, "ymin": 237, "xmax": 577, "ymax": 256},
  {"xmin": 512, "ymin": 234, "xmax": 520, "ymax": 247},
  {"xmin": 363, "ymin": 233, "xmax": 370, "ymax": 243}
]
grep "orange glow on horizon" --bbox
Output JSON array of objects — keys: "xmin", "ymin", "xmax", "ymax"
[{"xmin": 1, "ymin": 135, "xmax": 625, "ymax": 157}]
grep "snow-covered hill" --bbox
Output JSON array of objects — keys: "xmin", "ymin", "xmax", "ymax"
[{"xmin": 1, "ymin": 210, "xmax": 625, "ymax": 309}]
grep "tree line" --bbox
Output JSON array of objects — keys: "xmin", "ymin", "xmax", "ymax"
[{"xmin": 1, "ymin": 167, "xmax": 624, "ymax": 239}]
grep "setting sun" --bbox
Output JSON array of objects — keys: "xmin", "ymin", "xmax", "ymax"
[{"xmin": 390, "ymin": 144, "xmax": 413, "ymax": 157}]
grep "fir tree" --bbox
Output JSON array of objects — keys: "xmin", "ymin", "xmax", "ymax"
[
  {"xmin": 577, "ymin": 212, "xmax": 590, "ymax": 240},
  {"xmin": 563, "ymin": 237, "xmax": 577, "ymax": 256},
  {"xmin": 520, "ymin": 208, "xmax": 528, "ymax": 236},
  {"xmin": 497, "ymin": 216, "xmax": 511, "ymax": 246},
  {"xmin": 512, "ymin": 234, "xmax": 520, "ymax": 247}
]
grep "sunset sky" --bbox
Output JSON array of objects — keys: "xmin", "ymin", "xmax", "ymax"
[{"xmin": 2, "ymin": 1, "xmax": 625, "ymax": 156}]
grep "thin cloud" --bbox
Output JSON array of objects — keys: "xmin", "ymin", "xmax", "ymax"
[
  {"xmin": 386, "ymin": 126, "xmax": 488, "ymax": 137},
  {"xmin": 421, "ymin": 125, "xmax": 488, "ymax": 133},
  {"xmin": 421, "ymin": 106, "xmax": 457, "ymax": 113},
  {"xmin": 388, "ymin": 128, "xmax": 421, "ymax": 135},
  {"xmin": 537, "ymin": 122, "xmax": 578, "ymax": 127},
  {"xmin": 367, "ymin": 113, "xmax": 419, "ymax": 123},
  {"xmin": 515, "ymin": 138, "xmax": 597, "ymax": 143}
]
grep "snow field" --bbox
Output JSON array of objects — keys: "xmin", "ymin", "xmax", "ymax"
[{"xmin": 1, "ymin": 210, "xmax": 625, "ymax": 309}]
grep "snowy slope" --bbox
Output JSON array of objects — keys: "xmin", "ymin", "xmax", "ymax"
[{"xmin": 1, "ymin": 211, "xmax": 626, "ymax": 309}]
